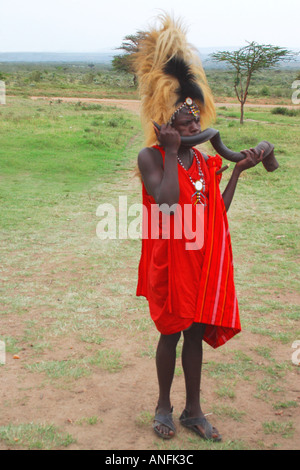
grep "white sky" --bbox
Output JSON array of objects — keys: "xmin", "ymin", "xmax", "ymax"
[{"xmin": 1, "ymin": 0, "xmax": 299, "ymax": 52}]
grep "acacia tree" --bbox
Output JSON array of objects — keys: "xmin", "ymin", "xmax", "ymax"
[
  {"xmin": 211, "ymin": 42, "xmax": 295, "ymax": 123},
  {"xmin": 112, "ymin": 32, "xmax": 145, "ymax": 84}
]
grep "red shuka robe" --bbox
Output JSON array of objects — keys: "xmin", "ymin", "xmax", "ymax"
[{"xmin": 136, "ymin": 146, "xmax": 241, "ymax": 348}]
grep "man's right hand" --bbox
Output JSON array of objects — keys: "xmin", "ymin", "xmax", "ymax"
[{"xmin": 154, "ymin": 123, "xmax": 181, "ymax": 154}]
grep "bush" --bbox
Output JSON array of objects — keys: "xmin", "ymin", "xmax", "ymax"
[
  {"xmin": 261, "ymin": 86, "xmax": 270, "ymax": 96},
  {"xmin": 271, "ymin": 107, "xmax": 299, "ymax": 116},
  {"xmin": 29, "ymin": 71, "xmax": 42, "ymax": 82}
]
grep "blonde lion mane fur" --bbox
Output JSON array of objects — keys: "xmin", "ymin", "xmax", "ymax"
[{"xmin": 133, "ymin": 13, "xmax": 216, "ymax": 147}]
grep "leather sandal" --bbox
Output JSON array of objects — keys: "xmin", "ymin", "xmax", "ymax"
[
  {"xmin": 153, "ymin": 406, "xmax": 176, "ymax": 439},
  {"xmin": 179, "ymin": 409, "xmax": 222, "ymax": 442}
]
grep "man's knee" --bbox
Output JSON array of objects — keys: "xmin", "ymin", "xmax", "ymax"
[
  {"xmin": 183, "ymin": 323, "xmax": 206, "ymax": 342},
  {"xmin": 160, "ymin": 331, "xmax": 181, "ymax": 347}
]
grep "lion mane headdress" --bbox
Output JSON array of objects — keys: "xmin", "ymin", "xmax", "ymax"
[{"xmin": 133, "ymin": 13, "xmax": 216, "ymax": 146}]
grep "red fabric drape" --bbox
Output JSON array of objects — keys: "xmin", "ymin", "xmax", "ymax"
[{"xmin": 136, "ymin": 147, "xmax": 241, "ymax": 348}]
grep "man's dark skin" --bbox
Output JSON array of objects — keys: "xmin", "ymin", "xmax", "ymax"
[{"xmin": 138, "ymin": 106, "xmax": 263, "ymax": 438}]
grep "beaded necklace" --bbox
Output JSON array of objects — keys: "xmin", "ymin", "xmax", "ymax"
[{"xmin": 177, "ymin": 150, "xmax": 207, "ymax": 206}]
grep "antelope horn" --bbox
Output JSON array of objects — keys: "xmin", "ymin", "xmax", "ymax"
[{"xmin": 152, "ymin": 121, "xmax": 279, "ymax": 172}]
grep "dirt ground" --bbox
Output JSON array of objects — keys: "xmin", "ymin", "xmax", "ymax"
[
  {"xmin": 1, "ymin": 98, "xmax": 299, "ymax": 451},
  {"xmin": 1, "ymin": 327, "xmax": 299, "ymax": 451}
]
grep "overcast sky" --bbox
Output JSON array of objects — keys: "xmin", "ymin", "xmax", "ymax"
[{"xmin": 1, "ymin": 0, "xmax": 299, "ymax": 53}]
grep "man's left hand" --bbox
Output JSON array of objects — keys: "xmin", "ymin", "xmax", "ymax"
[{"xmin": 236, "ymin": 148, "xmax": 264, "ymax": 172}]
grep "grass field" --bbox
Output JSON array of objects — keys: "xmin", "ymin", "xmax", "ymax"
[{"xmin": 0, "ymin": 84, "xmax": 299, "ymax": 450}]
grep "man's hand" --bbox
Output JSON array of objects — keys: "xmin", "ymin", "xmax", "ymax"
[
  {"xmin": 236, "ymin": 148, "xmax": 264, "ymax": 173},
  {"xmin": 154, "ymin": 123, "xmax": 181, "ymax": 154}
]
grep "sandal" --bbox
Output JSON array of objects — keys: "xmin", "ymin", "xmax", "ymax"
[
  {"xmin": 179, "ymin": 409, "xmax": 222, "ymax": 442},
  {"xmin": 153, "ymin": 406, "xmax": 176, "ymax": 439}
]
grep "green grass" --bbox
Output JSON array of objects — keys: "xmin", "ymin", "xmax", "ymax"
[
  {"xmin": 212, "ymin": 108, "xmax": 300, "ymax": 312},
  {"xmin": 0, "ymin": 423, "xmax": 76, "ymax": 449},
  {"xmin": 0, "ymin": 103, "xmax": 139, "ymax": 241},
  {"xmin": 25, "ymin": 348, "xmax": 124, "ymax": 380},
  {"xmin": 211, "ymin": 405, "xmax": 246, "ymax": 421},
  {"xmin": 26, "ymin": 358, "xmax": 91, "ymax": 379},
  {"xmin": 273, "ymin": 401, "xmax": 298, "ymax": 410},
  {"xmin": 75, "ymin": 416, "xmax": 99, "ymax": 426},
  {"xmin": 1, "ymin": 64, "xmax": 137, "ymax": 99},
  {"xmin": 262, "ymin": 420, "xmax": 295, "ymax": 439},
  {"xmin": 0, "ymin": 98, "xmax": 138, "ymax": 188},
  {"xmin": 206, "ymin": 68, "xmax": 299, "ymax": 101}
]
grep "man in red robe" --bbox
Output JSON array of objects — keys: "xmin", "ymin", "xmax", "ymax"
[
  {"xmin": 136, "ymin": 104, "xmax": 263, "ymax": 441},
  {"xmin": 134, "ymin": 14, "xmax": 264, "ymax": 441}
]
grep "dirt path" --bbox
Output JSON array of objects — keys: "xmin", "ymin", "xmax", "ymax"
[
  {"xmin": 30, "ymin": 96, "xmax": 299, "ymax": 113},
  {"xmin": 30, "ymin": 96, "xmax": 142, "ymax": 113}
]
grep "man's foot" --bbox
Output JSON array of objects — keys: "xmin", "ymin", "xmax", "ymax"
[
  {"xmin": 153, "ymin": 407, "xmax": 176, "ymax": 439},
  {"xmin": 179, "ymin": 409, "xmax": 222, "ymax": 441}
]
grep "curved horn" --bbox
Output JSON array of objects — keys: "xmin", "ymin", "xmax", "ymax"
[{"xmin": 152, "ymin": 121, "xmax": 279, "ymax": 172}]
